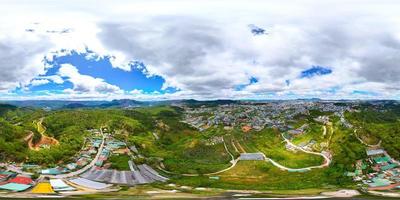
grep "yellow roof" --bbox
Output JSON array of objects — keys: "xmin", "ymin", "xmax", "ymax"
[{"xmin": 31, "ymin": 182, "xmax": 55, "ymax": 194}]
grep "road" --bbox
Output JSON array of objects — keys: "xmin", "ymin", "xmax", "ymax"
[
  {"xmin": 272, "ymin": 133, "xmax": 331, "ymax": 170},
  {"xmin": 157, "ymin": 138, "xmax": 240, "ymax": 176},
  {"xmin": 204, "ymin": 138, "xmax": 239, "ymax": 175},
  {"xmin": 0, "ymin": 127, "xmax": 106, "ymax": 179},
  {"xmin": 261, "ymin": 130, "xmax": 331, "ymax": 172},
  {"xmin": 46, "ymin": 127, "xmax": 106, "ymax": 179},
  {"xmin": 354, "ymin": 129, "xmax": 381, "ymax": 148}
]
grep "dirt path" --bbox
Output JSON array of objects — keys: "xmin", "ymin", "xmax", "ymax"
[
  {"xmin": 27, "ymin": 118, "xmax": 59, "ymax": 151},
  {"xmin": 354, "ymin": 129, "xmax": 381, "ymax": 148},
  {"xmin": 158, "ymin": 138, "xmax": 240, "ymax": 176},
  {"xmin": 230, "ymin": 139, "xmax": 240, "ymax": 154},
  {"xmin": 235, "ymin": 140, "xmax": 246, "ymax": 153},
  {"xmin": 262, "ymin": 129, "xmax": 331, "ymax": 172},
  {"xmin": 204, "ymin": 138, "xmax": 239, "ymax": 175}
]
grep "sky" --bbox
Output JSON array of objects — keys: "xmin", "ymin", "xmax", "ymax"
[{"xmin": 1, "ymin": 0, "xmax": 400, "ymax": 100}]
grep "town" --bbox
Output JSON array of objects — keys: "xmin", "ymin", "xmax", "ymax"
[
  {"xmin": 182, "ymin": 101, "xmax": 354, "ymax": 132},
  {"xmin": 0, "ymin": 127, "xmax": 168, "ymax": 196}
]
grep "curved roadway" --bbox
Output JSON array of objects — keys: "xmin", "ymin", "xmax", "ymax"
[{"xmin": 264, "ymin": 133, "xmax": 331, "ymax": 172}]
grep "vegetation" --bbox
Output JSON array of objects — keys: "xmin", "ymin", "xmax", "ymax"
[
  {"xmin": 171, "ymin": 161, "xmax": 352, "ymax": 190},
  {"xmin": 109, "ymin": 154, "xmax": 131, "ymax": 170},
  {"xmin": 1, "ymin": 102, "xmax": 400, "ymax": 192},
  {"xmin": 346, "ymin": 106, "xmax": 400, "ymax": 160}
]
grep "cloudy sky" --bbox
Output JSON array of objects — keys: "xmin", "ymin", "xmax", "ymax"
[{"xmin": 1, "ymin": 0, "xmax": 400, "ymax": 100}]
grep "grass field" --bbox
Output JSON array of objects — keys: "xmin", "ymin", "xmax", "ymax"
[
  {"xmin": 171, "ymin": 160, "xmax": 338, "ymax": 191},
  {"xmin": 235, "ymin": 128, "xmax": 324, "ymax": 168}
]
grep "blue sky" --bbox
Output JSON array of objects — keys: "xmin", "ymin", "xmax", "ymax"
[
  {"xmin": 18, "ymin": 51, "xmax": 180, "ymax": 99},
  {"xmin": 0, "ymin": 0, "xmax": 399, "ymax": 100},
  {"xmin": 40, "ymin": 51, "xmax": 165, "ymax": 92}
]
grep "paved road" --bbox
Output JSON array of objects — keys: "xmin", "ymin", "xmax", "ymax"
[
  {"xmin": 264, "ymin": 133, "xmax": 331, "ymax": 172},
  {"xmin": 1, "ymin": 128, "xmax": 105, "ymax": 179},
  {"xmin": 158, "ymin": 138, "xmax": 240, "ymax": 176},
  {"xmin": 205, "ymin": 138, "xmax": 239, "ymax": 175},
  {"xmin": 46, "ymin": 128, "xmax": 106, "ymax": 179}
]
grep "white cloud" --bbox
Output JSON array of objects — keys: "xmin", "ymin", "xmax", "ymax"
[
  {"xmin": 41, "ymin": 75, "xmax": 64, "ymax": 84},
  {"xmin": 58, "ymin": 64, "xmax": 123, "ymax": 94},
  {"xmin": 30, "ymin": 79, "xmax": 50, "ymax": 86},
  {"xmin": 1, "ymin": 0, "xmax": 400, "ymax": 99}
]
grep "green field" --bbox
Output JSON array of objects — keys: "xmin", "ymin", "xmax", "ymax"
[
  {"xmin": 170, "ymin": 160, "xmax": 347, "ymax": 191},
  {"xmin": 1, "ymin": 102, "xmax": 400, "ymax": 193},
  {"xmin": 232, "ymin": 128, "xmax": 324, "ymax": 169}
]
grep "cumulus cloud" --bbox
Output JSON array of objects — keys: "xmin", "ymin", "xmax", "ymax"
[
  {"xmin": 58, "ymin": 64, "xmax": 123, "ymax": 94},
  {"xmin": 1, "ymin": 0, "xmax": 400, "ymax": 99},
  {"xmin": 41, "ymin": 75, "xmax": 64, "ymax": 84},
  {"xmin": 0, "ymin": 34, "xmax": 53, "ymax": 91},
  {"xmin": 30, "ymin": 79, "xmax": 50, "ymax": 86}
]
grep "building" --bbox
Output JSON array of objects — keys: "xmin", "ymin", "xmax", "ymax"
[{"xmin": 239, "ymin": 153, "xmax": 265, "ymax": 160}]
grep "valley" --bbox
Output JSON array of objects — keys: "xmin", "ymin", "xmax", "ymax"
[{"xmin": 1, "ymin": 100, "xmax": 400, "ymax": 199}]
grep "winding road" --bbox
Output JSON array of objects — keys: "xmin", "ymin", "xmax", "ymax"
[
  {"xmin": 48, "ymin": 128, "xmax": 106, "ymax": 179},
  {"xmin": 264, "ymin": 133, "xmax": 331, "ymax": 172},
  {"xmin": 354, "ymin": 129, "xmax": 381, "ymax": 148},
  {"xmin": 157, "ymin": 138, "xmax": 240, "ymax": 176},
  {"xmin": 1, "ymin": 127, "xmax": 106, "ymax": 180}
]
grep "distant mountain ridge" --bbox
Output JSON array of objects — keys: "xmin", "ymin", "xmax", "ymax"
[{"xmin": 1, "ymin": 99, "xmax": 398, "ymax": 110}]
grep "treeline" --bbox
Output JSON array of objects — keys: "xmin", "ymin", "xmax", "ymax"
[
  {"xmin": 0, "ymin": 107, "xmax": 147, "ymax": 165},
  {"xmin": 346, "ymin": 108, "xmax": 400, "ymax": 160}
]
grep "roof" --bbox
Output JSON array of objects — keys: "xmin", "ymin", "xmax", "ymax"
[
  {"xmin": 366, "ymin": 149, "xmax": 385, "ymax": 156},
  {"xmin": 0, "ymin": 171, "xmax": 15, "ymax": 175},
  {"xmin": 381, "ymin": 163, "xmax": 398, "ymax": 171},
  {"xmin": 50, "ymin": 179, "xmax": 76, "ymax": 191},
  {"xmin": 31, "ymin": 182, "xmax": 55, "ymax": 194},
  {"xmin": 374, "ymin": 156, "xmax": 390, "ymax": 163},
  {"xmin": 41, "ymin": 168, "xmax": 61, "ymax": 175},
  {"xmin": 241, "ymin": 126, "xmax": 252, "ymax": 132},
  {"xmin": 0, "ymin": 183, "xmax": 31, "ymax": 191},
  {"xmin": 239, "ymin": 153, "xmax": 265, "ymax": 160},
  {"xmin": 288, "ymin": 129, "xmax": 303, "ymax": 135},
  {"xmin": 369, "ymin": 178, "xmax": 391, "ymax": 187},
  {"xmin": 8, "ymin": 176, "xmax": 33, "ymax": 185},
  {"xmin": 69, "ymin": 178, "xmax": 111, "ymax": 190}
]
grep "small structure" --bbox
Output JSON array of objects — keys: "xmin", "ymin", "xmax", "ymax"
[
  {"xmin": 8, "ymin": 176, "xmax": 33, "ymax": 185},
  {"xmin": 0, "ymin": 183, "xmax": 31, "ymax": 192},
  {"xmin": 41, "ymin": 168, "xmax": 62, "ymax": 175},
  {"xmin": 31, "ymin": 182, "xmax": 55, "ymax": 194},
  {"xmin": 50, "ymin": 179, "xmax": 76, "ymax": 191},
  {"xmin": 239, "ymin": 153, "xmax": 265, "ymax": 161},
  {"xmin": 129, "ymin": 145, "xmax": 138, "ymax": 154},
  {"xmin": 241, "ymin": 125, "xmax": 252, "ymax": 133},
  {"xmin": 66, "ymin": 163, "xmax": 77, "ymax": 170},
  {"xmin": 69, "ymin": 178, "xmax": 112, "ymax": 190},
  {"xmin": 288, "ymin": 129, "xmax": 303, "ymax": 135},
  {"xmin": 366, "ymin": 149, "xmax": 385, "ymax": 156}
]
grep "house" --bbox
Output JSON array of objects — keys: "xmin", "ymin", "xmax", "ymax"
[
  {"xmin": 239, "ymin": 153, "xmax": 265, "ymax": 160},
  {"xmin": 241, "ymin": 125, "xmax": 252, "ymax": 133},
  {"xmin": 366, "ymin": 149, "xmax": 385, "ymax": 156},
  {"xmin": 41, "ymin": 168, "xmax": 62, "ymax": 175}
]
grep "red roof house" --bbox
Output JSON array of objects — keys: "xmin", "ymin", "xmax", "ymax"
[{"xmin": 8, "ymin": 176, "xmax": 33, "ymax": 185}]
